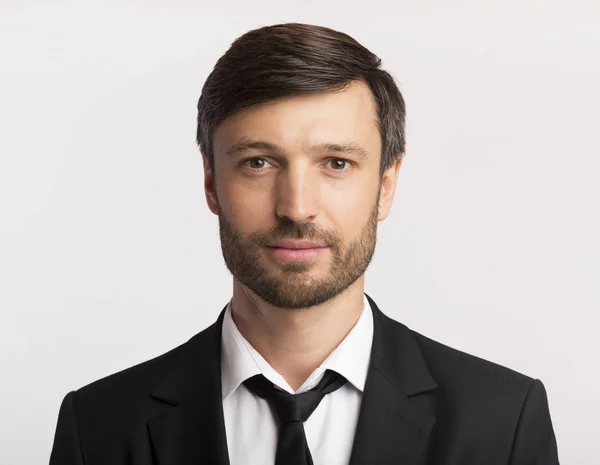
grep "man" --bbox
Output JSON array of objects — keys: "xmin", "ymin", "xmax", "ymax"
[{"xmin": 49, "ymin": 22, "xmax": 560, "ymax": 465}]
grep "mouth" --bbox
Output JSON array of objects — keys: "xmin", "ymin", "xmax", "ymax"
[{"xmin": 265, "ymin": 245, "xmax": 328, "ymax": 261}]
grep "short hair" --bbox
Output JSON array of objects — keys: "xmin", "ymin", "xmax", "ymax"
[{"xmin": 196, "ymin": 22, "xmax": 406, "ymax": 180}]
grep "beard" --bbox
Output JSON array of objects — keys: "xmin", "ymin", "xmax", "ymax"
[{"xmin": 217, "ymin": 192, "xmax": 380, "ymax": 309}]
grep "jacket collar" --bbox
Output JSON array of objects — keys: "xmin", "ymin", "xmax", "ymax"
[{"xmin": 148, "ymin": 293, "xmax": 438, "ymax": 465}]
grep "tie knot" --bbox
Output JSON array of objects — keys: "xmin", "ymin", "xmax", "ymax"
[{"xmin": 243, "ymin": 369, "xmax": 347, "ymax": 424}]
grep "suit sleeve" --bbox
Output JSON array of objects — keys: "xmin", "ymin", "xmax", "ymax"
[
  {"xmin": 508, "ymin": 378, "xmax": 560, "ymax": 465},
  {"xmin": 49, "ymin": 391, "xmax": 85, "ymax": 465}
]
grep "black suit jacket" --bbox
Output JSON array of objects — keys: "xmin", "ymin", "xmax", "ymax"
[{"xmin": 49, "ymin": 293, "xmax": 560, "ymax": 464}]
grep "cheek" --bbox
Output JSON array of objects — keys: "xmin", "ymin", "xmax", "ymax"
[
  {"xmin": 324, "ymin": 195, "xmax": 374, "ymax": 238},
  {"xmin": 328, "ymin": 184, "xmax": 375, "ymax": 217},
  {"xmin": 221, "ymin": 182, "xmax": 270, "ymax": 230}
]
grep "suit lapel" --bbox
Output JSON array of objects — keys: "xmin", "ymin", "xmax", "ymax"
[
  {"xmin": 348, "ymin": 294, "xmax": 438, "ymax": 465},
  {"xmin": 147, "ymin": 306, "xmax": 230, "ymax": 465}
]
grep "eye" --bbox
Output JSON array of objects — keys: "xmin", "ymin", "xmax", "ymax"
[
  {"xmin": 241, "ymin": 157, "xmax": 272, "ymax": 170},
  {"xmin": 326, "ymin": 158, "xmax": 354, "ymax": 172}
]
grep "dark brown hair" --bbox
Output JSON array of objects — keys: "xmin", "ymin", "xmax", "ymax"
[{"xmin": 196, "ymin": 22, "xmax": 406, "ymax": 180}]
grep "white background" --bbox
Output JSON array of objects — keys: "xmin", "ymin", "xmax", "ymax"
[{"xmin": 1, "ymin": 1, "xmax": 598, "ymax": 463}]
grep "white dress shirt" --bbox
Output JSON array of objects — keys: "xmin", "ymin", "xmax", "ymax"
[{"xmin": 220, "ymin": 294, "xmax": 374, "ymax": 465}]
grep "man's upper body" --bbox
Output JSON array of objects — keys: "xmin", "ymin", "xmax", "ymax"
[
  {"xmin": 49, "ymin": 293, "xmax": 559, "ymax": 465},
  {"xmin": 49, "ymin": 22, "xmax": 560, "ymax": 465}
]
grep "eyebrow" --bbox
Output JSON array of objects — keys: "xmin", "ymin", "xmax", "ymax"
[{"xmin": 224, "ymin": 137, "xmax": 369, "ymax": 160}]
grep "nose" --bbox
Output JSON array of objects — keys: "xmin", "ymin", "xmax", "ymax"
[{"xmin": 275, "ymin": 164, "xmax": 320, "ymax": 223}]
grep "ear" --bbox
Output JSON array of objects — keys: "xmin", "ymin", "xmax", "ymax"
[
  {"xmin": 202, "ymin": 155, "xmax": 220, "ymax": 216},
  {"xmin": 378, "ymin": 157, "xmax": 403, "ymax": 221}
]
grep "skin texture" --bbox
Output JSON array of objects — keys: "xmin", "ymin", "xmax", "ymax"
[{"xmin": 203, "ymin": 79, "xmax": 402, "ymax": 390}]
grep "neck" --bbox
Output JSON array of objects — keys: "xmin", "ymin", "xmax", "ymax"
[{"xmin": 229, "ymin": 278, "xmax": 366, "ymax": 391}]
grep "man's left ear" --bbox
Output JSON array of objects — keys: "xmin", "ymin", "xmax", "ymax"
[{"xmin": 378, "ymin": 157, "xmax": 403, "ymax": 222}]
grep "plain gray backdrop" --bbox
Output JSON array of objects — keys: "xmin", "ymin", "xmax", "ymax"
[{"xmin": 1, "ymin": 1, "xmax": 597, "ymax": 464}]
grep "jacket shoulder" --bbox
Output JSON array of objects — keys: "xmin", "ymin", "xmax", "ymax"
[
  {"xmin": 53, "ymin": 320, "xmax": 222, "ymax": 461},
  {"xmin": 79, "ymin": 338, "xmax": 186, "ymax": 395},
  {"xmin": 412, "ymin": 327, "xmax": 535, "ymax": 390},
  {"xmin": 402, "ymin": 325, "xmax": 558, "ymax": 463},
  {"xmin": 66, "ymin": 328, "xmax": 208, "ymax": 433}
]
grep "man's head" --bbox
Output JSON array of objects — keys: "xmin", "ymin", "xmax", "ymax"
[{"xmin": 196, "ymin": 23, "xmax": 405, "ymax": 309}]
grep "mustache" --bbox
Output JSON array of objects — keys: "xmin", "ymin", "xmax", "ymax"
[{"xmin": 251, "ymin": 223, "xmax": 334, "ymax": 247}]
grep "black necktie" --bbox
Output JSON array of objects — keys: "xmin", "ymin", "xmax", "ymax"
[{"xmin": 243, "ymin": 369, "xmax": 348, "ymax": 465}]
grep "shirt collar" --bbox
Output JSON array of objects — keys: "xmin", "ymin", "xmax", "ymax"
[{"xmin": 220, "ymin": 294, "xmax": 374, "ymax": 399}]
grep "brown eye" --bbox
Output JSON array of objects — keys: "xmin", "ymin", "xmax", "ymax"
[
  {"xmin": 327, "ymin": 158, "xmax": 353, "ymax": 171},
  {"xmin": 242, "ymin": 158, "xmax": 271, "ymax": 170}
]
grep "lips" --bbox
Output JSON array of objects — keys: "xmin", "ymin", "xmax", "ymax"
[{"xmin": 266, "ymin": 245, "xmax": 328, "ymax": 261}]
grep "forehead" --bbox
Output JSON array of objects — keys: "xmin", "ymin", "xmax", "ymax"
[{"xmin": 213, "ymin": 80, "xmax": 381, "ymax": 158}]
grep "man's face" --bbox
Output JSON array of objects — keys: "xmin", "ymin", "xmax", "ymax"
[{"xmin": 204, "ymin": 80, "xmax": 400, "ymax": 309}]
